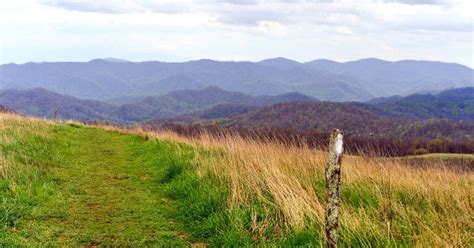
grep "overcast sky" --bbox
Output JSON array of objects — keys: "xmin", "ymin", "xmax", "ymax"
[{"xmin": 0, "ymin": 0, "xmax": 472, "ymax": 67}]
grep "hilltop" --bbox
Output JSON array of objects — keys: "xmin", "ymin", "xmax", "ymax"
[{"xmin": 1, "ymin": 112, "xmax": 471, "ymax": 246}]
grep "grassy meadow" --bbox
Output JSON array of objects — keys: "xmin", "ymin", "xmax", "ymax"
[{"xmin": 1, "ymin": 113, "xmax": 473, "ymax": 246}]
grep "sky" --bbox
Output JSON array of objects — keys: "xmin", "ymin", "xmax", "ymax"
[{"xmin": 0, "ymin": 0, "xmax": 472, "ymax": 67}]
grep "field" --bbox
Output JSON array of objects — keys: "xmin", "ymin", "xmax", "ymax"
[
  {"xmin": 1, "ymin": 113, "xmax": 473, "ymax": 246},
  {"xmin": 400, "ymin": 153, "xmax": 474, "ymax": 171},
  {"xmin": 405, "ymin": 153, "xmax": 474, "ymax": 161}
]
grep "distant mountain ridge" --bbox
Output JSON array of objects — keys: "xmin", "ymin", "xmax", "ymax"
[
  {"xmin": 1, "ymin": 57, "xmax": 471, "ymax": 101},
  {"xmin": 306, "ymin": 58, "xmax": 473, "ymax": 97}
]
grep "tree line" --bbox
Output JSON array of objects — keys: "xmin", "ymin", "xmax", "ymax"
[{"xmin": 148, "ymin": 123, "xmax": 474, "ymax": 156}]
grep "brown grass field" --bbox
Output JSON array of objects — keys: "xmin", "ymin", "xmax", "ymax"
[{"xmin": 125, "ymin": 124, "xmax": 473, "ymax": 246}]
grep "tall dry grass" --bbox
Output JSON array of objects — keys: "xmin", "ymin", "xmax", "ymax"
[{"xmin": 137, "ymin": 127, "xmax": 473, "ymax": 246}]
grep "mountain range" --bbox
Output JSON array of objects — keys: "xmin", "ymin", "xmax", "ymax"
[{"xmin": 1, "ymin": 57, "xmax": 472, "ymax": 101}]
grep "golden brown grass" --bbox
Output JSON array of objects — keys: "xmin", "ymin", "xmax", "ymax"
[{"xmin": 135, "ymin": 127, "xmax": 473, "ymax": 246}]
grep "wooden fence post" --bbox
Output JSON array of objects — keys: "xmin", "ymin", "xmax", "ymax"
[{"xmin": 325, "ymin": 129, "xmax": 344, "ymax": 247}]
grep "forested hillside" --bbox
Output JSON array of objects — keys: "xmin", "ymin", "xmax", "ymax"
[
  {"xmin": 115, "ymin": 86, "xmax": 315, "ymax": 121},
  {"xmin": 224, "ymin": 102, "xmax": 474, "ymax": 140},
  {"xmin": 368, "ymin": 87, "xmax": 474, "ymax": 121},
  {"xmin": 2, "ymin": 87, "xmax": 473, "ymax": 142},
  {"xmin": 149, "ymin": 88, "xmax": 474, "ymax": 141},
  {"xmin": 0, "ymin": 88, "xmax": 119, "ymax": 121},
  {"xmin": 0, "ymin": 87, "xmax": 315, "ymax": 122}
]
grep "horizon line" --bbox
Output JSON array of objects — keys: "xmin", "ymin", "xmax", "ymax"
[{"xmin": 1, "ymin": 57, "xmax": 472, "ymax": 68}]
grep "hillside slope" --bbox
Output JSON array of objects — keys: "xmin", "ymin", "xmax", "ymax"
[
  {"xmin": 0, "ymin": 88, "xmax": 119, "ymax": 121},
  {"xmin": 224, "ymin": 101, "xmax": 474, "ymax": 140},
  {"xmin": 0, "ymin": 114, "xmax": 196, "ymax": 246},
  {"xmin": 367, "ymin": 87, "xmax": 474, "ymax": 121},
  {"xmin": 0, "ymin": 87, "xmax": 316, "ymax": 122},
  {"xmin": 1, "ymin": 113, "xmax": 471, "ymax": 246},
  {"xmin": 151, "ymin": 88, "xmax": 474, "ymax": 140},
  {"xmin": 116, "ymin": 86, "xmax": 316, "ymax": 121}
]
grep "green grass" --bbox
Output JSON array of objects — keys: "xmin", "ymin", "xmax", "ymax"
[
  {"xmin": 404, "ymin": 153, "xmax": 474, "ymax": 160},
  {"xmin": 0, "ymin": 118, "xmax": 301, "ymax": 246},
  {"xmin": 0, "ymin": 121, "xmax": 198, "ymax": 246},
  {"xmin": 401, "ymin": 153, "xmax": 474, "ymax": 171}
]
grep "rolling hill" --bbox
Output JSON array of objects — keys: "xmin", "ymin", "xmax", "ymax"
[
  {"xmin": 1, "ymin": 58, "xmax": 471, "ymax": 101},
  {"xmin": 1, "ymin": 86, "xmax": 472, "ymax": 140},
  {"xmin": 223, "ymin": 101, "xmax": 474, "ymax": 140},
  {"xmin": 150, "ymin": 88, "xmax": 474, "ymax": 141},
  {"xmin": 367, "ymin": 87, "xmax": 474, "ymax": 121},
  {"xmin": 147, "ymin": 103, "xmax": 260, "ymax": 125},
  {"xmin": 0, "ymin": 87, "xmax": 316, "ymax": 122},
  {"xmin": 0, "ymin": 88, "xmax": 119, "ymax": 121},
  {"xmin": 117, "ymin": 86, "xmax": 316, "ymax": 121}
]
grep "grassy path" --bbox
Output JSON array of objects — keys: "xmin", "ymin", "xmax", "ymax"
[{"xmin": 1, "ymin": 123, "xmax": 193, "ymax": 246}]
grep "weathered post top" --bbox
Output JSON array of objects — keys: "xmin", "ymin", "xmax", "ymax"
[
  {"xmin": 325, "ymin": 128, "xmax": 344, "ymax": 248},
  {"xmin": 334, "ymin": 130, "xmax": 344, "ymax": 158}
]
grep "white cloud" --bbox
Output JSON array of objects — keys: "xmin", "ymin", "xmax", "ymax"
[
  {"xmin": 0, "ymin": 0, "xmax": 472, "ymax": 67},
  {"xmin": 40, "ymin": 0, "xmax": 190, "ymax": 14},
  {"xmin": 335, "ymin": 26, "xmax": 353, "ymax": 34}
]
